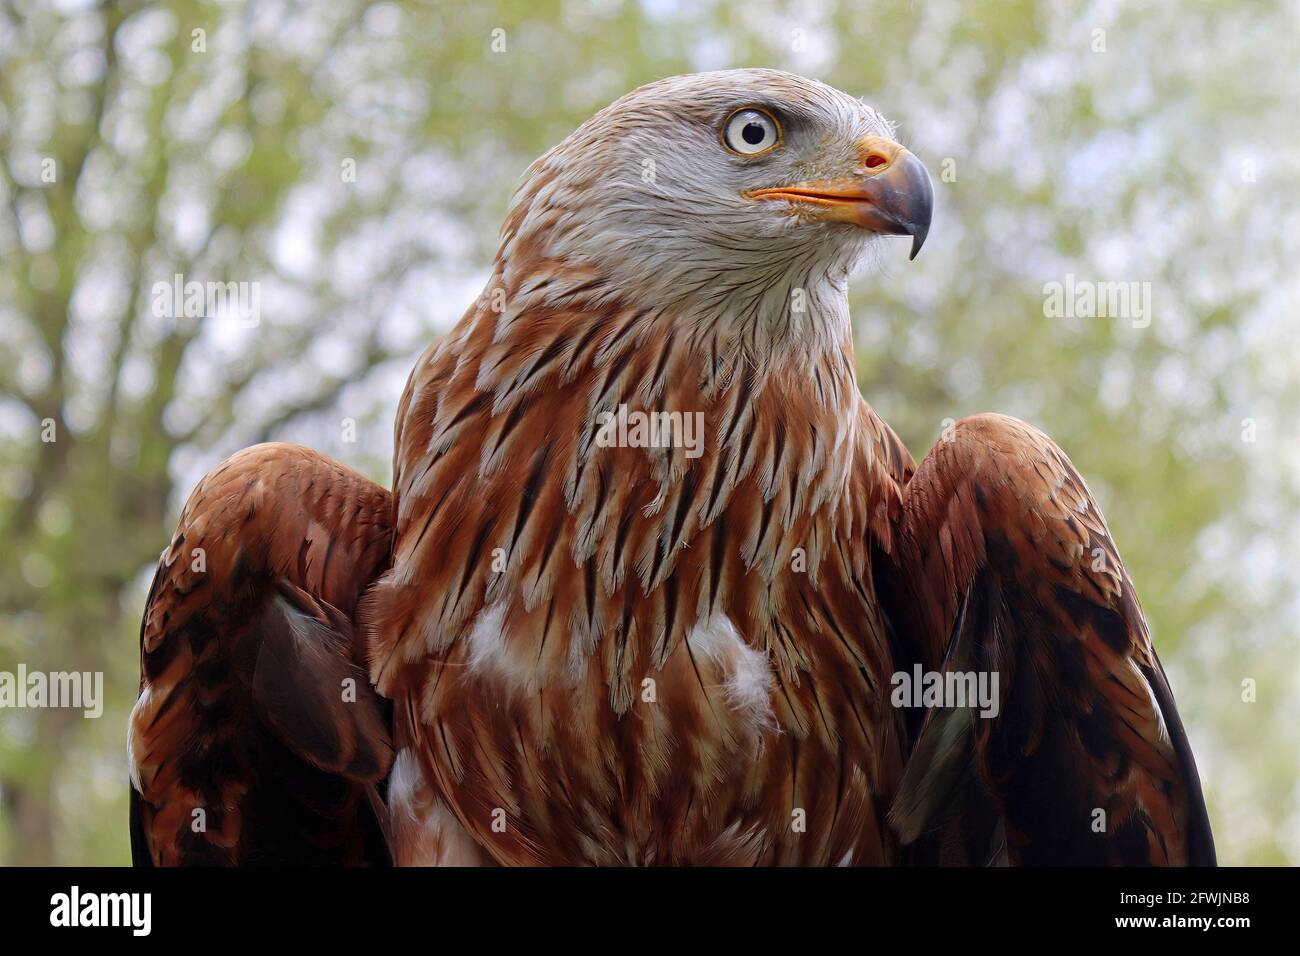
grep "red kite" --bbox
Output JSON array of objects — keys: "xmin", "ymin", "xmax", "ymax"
[{"xmin": 130, "ymin": 69, "xmax": 1214, "ymax": 866}]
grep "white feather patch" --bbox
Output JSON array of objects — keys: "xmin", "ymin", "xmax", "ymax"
[
  {"xmin": 464, "ymin": 601, "xmax": 537, "ymax": 693},
  {"xmin": 687, "ymin": 613, "xmax": 776, "ymax": 732},
  {"xmin": 387, "ymin": 748, "xmax": 487, "ymax": 866}
]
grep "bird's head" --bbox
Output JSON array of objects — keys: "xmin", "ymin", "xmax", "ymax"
[{"xmin": 500, "ymin": 69, "xmax": 933, "ymax": 355}]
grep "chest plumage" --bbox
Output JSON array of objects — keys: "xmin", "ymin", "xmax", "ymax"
[{"xmin": 362, "ymin": 277, "xmax": 913, "ymax": 864}]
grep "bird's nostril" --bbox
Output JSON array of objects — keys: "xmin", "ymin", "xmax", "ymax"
[{"xmin": 864, "ymin": 152, "xmax": 890, "ymax": 170}]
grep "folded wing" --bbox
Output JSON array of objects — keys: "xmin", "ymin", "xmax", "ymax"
[
  {"xmin": 876, "ymin": 414, "xmax": 1214, "ymax": 865},
  {"xmin": 129, "ymin": 444, "xmax": 395, "ymax": 865}
]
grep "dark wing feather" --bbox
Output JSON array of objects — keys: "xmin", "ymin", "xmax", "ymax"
[
  {"xmin": 129, "ymin": 443, "xmax": 395, "ymax": 865},
  {"xmin": 877, "ymin": 414, "xmax": 1215, "ymax": 866}
]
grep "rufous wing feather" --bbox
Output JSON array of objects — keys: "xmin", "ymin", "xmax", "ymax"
[
  {"xmin": 879, "ymin": 414, "xmax": 1215, "ymax": 866},
  {"xmin": 129, "ymin": 443, "xmax": 395, "ymax": 865}
]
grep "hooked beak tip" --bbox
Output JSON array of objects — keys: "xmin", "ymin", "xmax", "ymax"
[
  {"xmin": 909, "ymin": 225, "xmax": 928, "ymax": 261},
  {"xmin": 891, "ymin": 148, "xmax": 934, "ymax": 260}
]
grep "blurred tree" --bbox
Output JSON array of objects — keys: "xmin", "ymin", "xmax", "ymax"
[{"xmin": 0, "ymin": 0, "xmax": 1295, "ymax": 864}]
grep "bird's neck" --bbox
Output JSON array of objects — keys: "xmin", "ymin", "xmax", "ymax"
[
  {"xmin": 458, "ymin": 256, "xmax": 868, "ymax": 529},
  {"xmin": 482, "ymin": 247, "xmax": 859, "ymax": 375},
  {"xmin": 493, "ymin": 175, "xmax": 869, "ymax": 366}
]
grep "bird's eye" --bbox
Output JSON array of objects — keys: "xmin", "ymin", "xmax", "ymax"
[{"xmin": 723, "ymin": 108, "xmax": 780, "ymax": 156}]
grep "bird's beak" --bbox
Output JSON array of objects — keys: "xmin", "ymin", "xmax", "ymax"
[{"xmin": 746, "ymin": 136, "xmax": 934, "ymax": 259}]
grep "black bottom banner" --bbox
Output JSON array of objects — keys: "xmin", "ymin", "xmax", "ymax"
[{"xmin": 0, "ymin": 865, "xmax": 1278, "ymax": 942}]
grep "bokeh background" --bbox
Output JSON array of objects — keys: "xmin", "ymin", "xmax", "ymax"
[{"xmin": 1, "ymin": 0, "xmax": 1297, "ymax": 865}]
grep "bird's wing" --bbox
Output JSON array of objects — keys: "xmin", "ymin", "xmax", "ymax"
[
  {"xmin": 129, "ymin": 443, "xmax": 395, "ymax": 865},
  {"xmin": 874, "ymin": 413, "xmax": 1215, "ymax": 865}
]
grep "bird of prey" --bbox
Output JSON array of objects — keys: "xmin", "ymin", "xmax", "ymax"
[{"xmin": 129, "ymin": 69, "xmax": 1214, "ymax": 866}]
